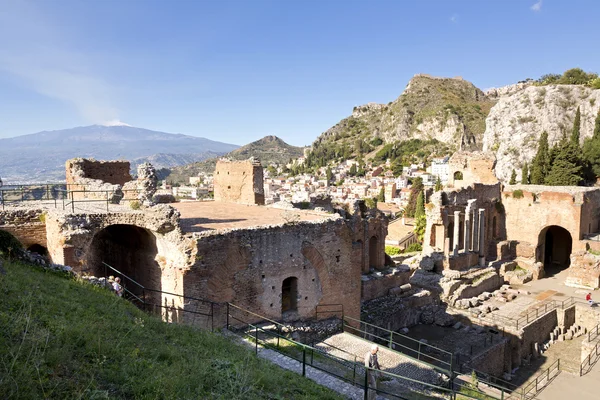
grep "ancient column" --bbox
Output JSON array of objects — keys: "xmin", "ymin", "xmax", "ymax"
[
  {"xmin": 472, "ymin": 207, "xmax": 479, "ymax": 253},
  {"xmin": 453, "ymin": 210, "xmax": 460, "ymax": 256},
  {"xmin": 478, "ymin": 208, "xmax": 486, "ymax": 266},
  {"xmin": 463, "ymin": 209, "xmax": 471, "ymax": 253}
]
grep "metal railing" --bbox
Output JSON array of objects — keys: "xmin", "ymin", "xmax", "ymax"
[
  {"xmin": 521, "ymin": 359, "xmax": 560, "ymax": 399},
  {"xmin": 0, "ymin": 183, "xmax": 143, "ymax": 212},
  {"xmin": 226, "ymin": 303, "xmax": 500, "ymax": 400},
  {"xmin": 102, "ymin": 262, "xmax": 220, "ymax": 331},
  {"xmin": 588, "ymin": 323, "xmax": 600, "ymax": 342},
  {"xmin": 580, "ymin": 340, "xmax": 600, "ymax": 376},
  {"xmin": 341, "ymin": 315, "xmax": 454, "ymax": 374}
]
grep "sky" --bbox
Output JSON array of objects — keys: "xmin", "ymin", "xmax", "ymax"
[{"xmin": 0, "ymin": 0, "xmax": 599, "ymax": 147}]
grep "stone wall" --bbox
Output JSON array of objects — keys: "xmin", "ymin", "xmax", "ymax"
[
  {"xmin": 183, "ymin": 217, "xmax": 362, "ymax": 322},
  {"xmin": 66, "ymin": 158, "xmax": 132, "ymax": 186},
  {"xmin": 214, "ymin": 159, "xmax": 265, "ymax": 205},
  {"xmin": 65, "ymin": 158, "xmax": 131, "ymax": 201},
  {"xmin": 469, "ymin": 339, "xmax": 511, "ymax": 377},
  {"xmin": 519, "ymin": 309, "xmax": 558, "ymax": 366},
  {"xmin": 361, "ymin": 269, "xmax": 411, "ymax": 301},
  {"xmin": 447, "ymin": 152, "xmax": 498, "ymax": 189},
  {"xmin": 0, "ymin": 209, "xmax": 47, "ymax": 249}
]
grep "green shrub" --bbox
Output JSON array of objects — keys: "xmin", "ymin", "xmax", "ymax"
[
  {"xmin": 129, "ymin": 200, "xmax": 141, "ymax": 210},
  {"xmin": 405, "ymin": 242, "xmax": 423, "ymax": 252},
  {"xmin": 365, "ymin": 198, "xmax": 378, "ymax": 209},
  {"xmin": 298, "ymin": 201, "xmax": 310, "ymax": 210},
  {"xmin": 385, "ymin": 246, "xmax": 403, "ymax": 256},
  {"xmin": 0, "ymin": 230, "xmax": 22, "ymax": 256},
  {"xmin": 512, "ymin": 189, "xmax": 524, "ymax": 199}
]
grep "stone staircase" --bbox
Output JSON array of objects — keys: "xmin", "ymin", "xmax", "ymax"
[{"xmin": 315, "ymin": 332, "xmax": 448, "ymax": 398}]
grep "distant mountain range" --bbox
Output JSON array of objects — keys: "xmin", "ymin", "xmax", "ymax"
[
  {"xmin": 166, "ymin": 135, "xmax": 305, "ymax": 183},
  {"xmin": 0, "ymin": 125, "xmax": 239, "ymax": 182}
]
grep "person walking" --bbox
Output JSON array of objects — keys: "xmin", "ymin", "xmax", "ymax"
[
  {"xmin": 364, "ymin": 344, "xmax": 381, "ymax": 400},
  {"xmin": 586, "ymin": 292, "xmax": 593, "ymax": 307}
]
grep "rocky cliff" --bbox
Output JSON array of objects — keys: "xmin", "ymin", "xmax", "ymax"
[
  {"xmin": 482, "ymin": 85, "xmax": 600, "ymax": 181},
  {"xmin": 311, "ymin": 74, "xmax": 496, "ymax": 154}
]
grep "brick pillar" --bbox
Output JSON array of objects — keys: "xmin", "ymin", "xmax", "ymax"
[
  {"xmin": 453, "ymin": 211, "xmax": 460, "ymax": 256},
  {"xmin": 478, "ymin": 208, "xmax": 486, "ymax": 267}
]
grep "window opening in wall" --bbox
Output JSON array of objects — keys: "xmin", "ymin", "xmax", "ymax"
[
  {"xmin": 453, "ymin": 171, "xmax": 463, "ymax": 180},
  {"xmin": 281, "ymin": 277, "xmax": 298, "ymax": 313}
]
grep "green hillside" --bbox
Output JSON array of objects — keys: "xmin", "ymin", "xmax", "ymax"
[
  {"xmin": 167, "ymin": 135, "xmax": 305, "ymax": 183},
  {"xmin": 0, "ymin": 260, "xmax": 340, "ymax": 399},
  {"xmin": 306, "ymin": 75, "xmax": 495, "ymax": 169}
]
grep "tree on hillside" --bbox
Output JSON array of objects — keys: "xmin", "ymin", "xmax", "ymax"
[
  {"xmin": 583, "ymin": 109, "xmax": 600, "ymax": 180},
  {"xmin": 434, "ymin": 176, "xmax": 443, "ymax": 191},
  {"xmin": 509, "ymin": 169, "xmax": 517, "ymax": 185},
  {"xmin": 530, "ymin": 131, "xmax": 550, "ymax": 184},
  {"xmin": 545, "ymin": 132, "xmax": 583, "ymax": 186},
  {"xmin": 391, "ymin": 162, "xmax": 403, "ymax": 177},
  {"xmin": 404, "ymin": 177, "xmax": 423, "ymax": 218},
  {"xmin": 414, "ymin": 191, "xmax": 425, "ymax": 218},
  {"xmin": 378, "ymin": 187, "xmax": 385, "ymax": 203},
  {"xmin": 349, "ymin": 163, "xmax": 357, "ymax": 176},
  {"xmin": 521, "ymin": 162, "xmax": 529, "ymax": 184},
  {"xmin": 326, "ymin": 166, "xmax": 333, "ymax": 182},
  {"xmin": 571, "ymin": 106, "xmax": 582, "ymax": 147}
]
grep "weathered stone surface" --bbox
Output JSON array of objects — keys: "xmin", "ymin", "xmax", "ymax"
[
  {"xmin": 483, "ymin": 85, "xmax": 600, "ymax": 182},
  {"xmin": 433, "ymin": 309, "xmax": 455, "ymax": 327}
]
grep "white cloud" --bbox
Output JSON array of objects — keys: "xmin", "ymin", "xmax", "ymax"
[
  {"xmin": 531, "ymin": 0, "xmax": 542, "ymax": 12},
  {"xmin": 450, "ymin": 13, "xmax": 459, "ymax": 23},
  {"xmin": 0, "ymin": 1, "xmax": 120, "ymax": 124}
]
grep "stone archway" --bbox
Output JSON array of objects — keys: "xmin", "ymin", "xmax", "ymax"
[
  {"xmin": 538, "ymin": 225, "xmax": 572, "ymax": 277},
  {"xmin": 86, "ymin": 224, "xmax": 160, "ymax": 300},
  {"xmin": 27, "ymin": 244, "xmax": 48, "ymax": 256}
]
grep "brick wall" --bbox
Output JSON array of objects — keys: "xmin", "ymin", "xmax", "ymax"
[
  {"xmin": 184, "ymin": 218, "xmax": 362, "ymax": 322},
  {"xmin": 470, "ymin": 339, "xmax": 511, "ymax": 377},
  {"xmin": 0, "ymin": 209, "xmax": 47, "ymax": 249},
  {"xmin": 361, "ymin": 271, "xmax": 411, "ymax": 301},
  {"xmin": 213, "ymin": 159, "xmax": 265, "ymax": 205},
  {"xmin": 519, "ymin": 309, "xmax": 558, "ymax": 365}
]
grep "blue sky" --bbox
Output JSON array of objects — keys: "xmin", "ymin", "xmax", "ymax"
[{"xmin": 0, "ymin": 0, "xmax": 598, "ymax": 146}]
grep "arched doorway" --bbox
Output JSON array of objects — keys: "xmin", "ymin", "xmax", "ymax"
[
  {"xmin": 27, "ymin": 244, "xmax": 48, "ymax": 256},
  {"xmin": 539, "ymin": 226, "xmax": 572, "ymax": 277},
  {"xmin": 369, "ymin": 236, "xmax": 379, "ymax": 267},
  {"xmin": 86, "ymin": 224, "xmax": 160, "ymax": 301},
  {"xmin": 281, "ymin": 277, "xmax": 298, "ymax": 314}
]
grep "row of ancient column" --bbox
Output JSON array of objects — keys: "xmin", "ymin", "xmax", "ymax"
[{"xmin": 452, "ymin": 200, "xmax": 485, "ymax": 265}]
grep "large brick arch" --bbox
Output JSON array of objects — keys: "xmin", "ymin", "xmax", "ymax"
[{"xmin": 537, "ymin": 225, "xmax": 573, "ymax": 269}]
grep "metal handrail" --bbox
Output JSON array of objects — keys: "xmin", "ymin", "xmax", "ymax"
[
  {"xmin": 580, "ymin": 340, "xmax": 600, "ymax": 376},
  {"xmin": 521, "ymin": 359, "xmax": 560, "ymax": 399},
  {"xmin": 102, "ymin": 261, "xmax": 219, "ymax": 331}
]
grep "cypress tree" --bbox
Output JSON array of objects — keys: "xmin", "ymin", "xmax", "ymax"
[
  {"xmin": 571, "ymin": 106, "xmax": 582, "ymax": 148},
  {"xmin": 530, "ymin": 131, "xmax": 550, "ymax": 184},
  {"xmin": 509, "ymin": 169, "xmax": 517, "ymax": 185},
  {"xmin": 404, "ymin": 177, "xmax": 423, "ymax": 218},
  {"xmin": 521, "ymin": 162, "xmax": 529, "ymax": 184},
  {"xmin": 378, "ymin": 187, "xmax": 385, "ymax": 202},
  {"xmin": 434, "ymin": 175, "xmax": 442, "ymax": 191},
  {"xmin": 326, "ymin": 166, "xmax": 333, "ymax": 182},
  {"xmin": 414, "ymin": 191, "xmax": 425, "ymax": 218},
  {"xmin": 583, "ymin": 109, "xmax": 600, "ymax": 180},
  {"xmin": 545, "ymin": 132, "xmax": 582, "ymax": 185}
]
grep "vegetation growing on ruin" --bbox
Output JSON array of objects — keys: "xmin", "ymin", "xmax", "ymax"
[
  {"xmin": 512, "ymin": 190, "xmax": 524, "ymax": 199},
  {"xmin": 385, "ymin": 245, "xmax": 403, "ymax": 256},
  {"xmin": 0, "ymin": 230, "xmax": 22, "ymax": 256},
  {"xmin": 0, "ymin": 260, "xmax": 341, "ymax": 400}
]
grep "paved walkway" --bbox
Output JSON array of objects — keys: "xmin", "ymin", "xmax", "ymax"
[
  {"xmin": 223, "ymin": 330, "xmax": 385, "ymax": 400},
  {"xmin": 537, "ymin": 367, "xmax": 600, "ymax": 400}
]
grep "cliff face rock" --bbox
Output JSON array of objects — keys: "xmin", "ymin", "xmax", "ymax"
[
  {"xmin": 484, "ymin": 82, "xmax": 532, "ymax": 100},
  {"xmin": 483, "ymin": 85, "xmax": 600, "ymax": 181},
  {"xmin": 313, "ymin": 74, "xmax": 496, "ymax": 152}
]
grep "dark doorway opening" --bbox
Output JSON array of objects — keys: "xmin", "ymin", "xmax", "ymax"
[
  {"xmin": 282, "ymin": 277, "xmax": 298, "ymax": 313},
  {"xmin": 86, "ymin": 224, "xmax": 160, "ymax": 301},
  {"xmin": 27, "ymin": 244, "xmax": 48, "ymax": 256},
  {"xmin": 542, "ymin": 226, "xmax": 572, "ymax": 277},
  {"xmin": 369, "ymin": 236, "xmax": 379, "ymax": 267}
]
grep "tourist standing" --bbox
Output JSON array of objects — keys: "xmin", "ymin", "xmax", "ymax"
[
  {"xmin": 113, "ymin": 277, "xmax": 123, "ymax": 297},
  {"xmin": 587, "ymin": 292, "xmax": 593, "ymax": 307},
  {"xmin": 364, "ymin": 344, "xmax": 381, "ymax": 400}
]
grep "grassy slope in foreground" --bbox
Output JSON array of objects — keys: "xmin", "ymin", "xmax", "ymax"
[{"xmin": 0, "ymin": 260, "xmax": 341, "ymax": 400}]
